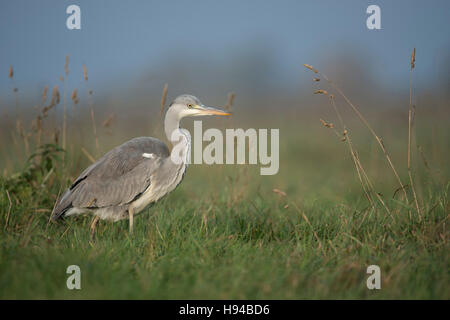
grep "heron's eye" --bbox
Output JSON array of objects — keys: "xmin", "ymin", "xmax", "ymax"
[{"xmin": 187, "ymin": 103, "xmax": 193, "ymax": 108}]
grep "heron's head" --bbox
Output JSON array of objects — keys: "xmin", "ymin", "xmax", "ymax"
[{"xmin": 168, "ymin": 94, "xmax": 231, "ymax": 119}]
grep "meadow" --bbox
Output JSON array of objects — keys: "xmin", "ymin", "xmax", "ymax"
[{"xmin": 0, "ymin": 59, "xmax": 448, "ymax": 299}]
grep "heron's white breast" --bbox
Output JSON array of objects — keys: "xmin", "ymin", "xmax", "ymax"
[{"xmin": 131, "ymin": 134, "xmax": 190, "ymax": 214}]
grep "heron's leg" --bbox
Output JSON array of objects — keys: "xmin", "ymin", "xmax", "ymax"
[
  {"xmin": 90, "ymin": 216, "xmax": 100, "ymax": 240},
  {"xmin": 128, "ymin": 206, "xmax": 134, "ymax": 234}
]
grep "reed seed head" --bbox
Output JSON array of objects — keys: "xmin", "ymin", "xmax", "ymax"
[
  {"xmin": 320, "ymin": 118, "xmax": 334, "ymax": 128},
  {"xmin": 303, "ymin": 64, "xmax": 318, "ymax": 73},
  {"xmin": 82, "ymin": 64, "xmax": 88, "ymax": 81},
  {"xmin": 9, "ymin": 65, "xmax": 13, "ymax": 78},
  {"xmin": 272, "ymin": 188, "xmax": 287, "ymax": 197},
  {"xmin": 314, "ymin": 89, "xmax": 328, "ymax": 95},
  {"xmin": 103, "ymin": 113, "xmax": 116, "ymax": 128},
  {"xmin": 42, "ymin": 85, "xmax": 49, "ymax": 104},
  {"xmin": 42, "ymin": 104, "xmax": 55, "ymax": 116},
  {"xmin": 65, "ymin": 55, "xmax": 69, "ymax": 76},
  {"xmin": 341, "ymin": 129, "xmax": 348, "ymax": 141},
  {"xmin": 71, "ymin": 88, "xmax": 79, "ymax": 104},
  {"xmin": 51, "ymin": 85, "xmax": 60, "ymax": 105}
]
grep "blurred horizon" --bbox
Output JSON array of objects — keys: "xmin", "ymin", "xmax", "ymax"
[{"xmin": 1, "ymin": 0, "xmax": 449, "ymax": 112}]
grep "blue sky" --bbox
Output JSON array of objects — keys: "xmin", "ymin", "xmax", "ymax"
[{"xmin": 1, "ymin": 0, "xmax": 449, "ymax": 104}]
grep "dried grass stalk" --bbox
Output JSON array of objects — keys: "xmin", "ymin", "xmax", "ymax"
[
  {"xmin": 408, "ymin": 47, "xmax": 421, "ymax": 217},
  {"xmin": 65, "ymin": 55, "xmax": 69, "ymax": 76},
  {"xmin": 410, "ymin": 48, "xmax": 416, "ymax": 70},
  {"xmin": 51, "ymin": 85, "xmax": 60, "ymax": 105},
  {"xmin": 71, "ymin": 88, "xmax": 79, "ymax": 104},
  {"xmin": 83, "ymin": 64, "xmax": 88, "ymax": 81},
  {"xmin": 160, "ymin": 83, "xmax": 168, "ymax": 117},
  {"xmin": 305, "ymin": 66, "xmax": 409, "ymax": 205},
  {"xmin": 224, "ymin": 92, "xmax": 236, "ymax": 111},
  {"xmin": 319, "ymin": 119, "xmax": 334, "ymax": 128},
  {"xmin": 41, "ymin": 85, "xmax": 49, "ymax": 105}
]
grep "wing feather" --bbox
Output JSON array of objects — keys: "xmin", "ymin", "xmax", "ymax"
[{"xmin": 52, "ymin": 137, "xmax": 169, "ymax": 219}]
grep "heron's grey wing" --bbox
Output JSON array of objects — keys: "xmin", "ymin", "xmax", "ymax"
[{"xmin": 52, "ymin": 137, "xmax": 169, "ymax": 219}]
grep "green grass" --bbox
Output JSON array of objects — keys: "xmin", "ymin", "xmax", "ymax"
[{"xmin": 0, "ymin": 118, "xmax": 448, "ymax": 299}]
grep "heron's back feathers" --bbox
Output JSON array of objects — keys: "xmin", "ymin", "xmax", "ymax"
[{"xmin": 51, "ymin": 137, "xmax": 169, "ymax": 220}]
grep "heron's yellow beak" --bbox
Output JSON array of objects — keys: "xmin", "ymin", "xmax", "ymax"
[{"xmin": 194, "ymin": 105, "xmax": 232, "ymax": 116}]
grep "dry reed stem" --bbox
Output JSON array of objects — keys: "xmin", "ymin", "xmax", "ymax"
[
  {"xmin": 46, "ymin": 85, "xmax": 61, "ymax": 136},
  {"xmin": 305, "ymin": 65, "xmax": 410, "ymax": 204},
  {"xmin": 41, "ymin": 85, "xmax": 48, "ymax": 106},
  {"xmin": 224, "ymin": 92, "xmax": 236, "ymax": 111},
  {"xmin": 411, "ymin": 48, "xmax": 416, "ymax": 70},
  {"xmin": 59, "ymin": 224, "xmax": 72, "ymax": 240},
  {"xmin": 352, "ymin": 142, "xmax": 392, "ymax": 218},
  {"xmin": 62, "ymin": 55, "xmax": 69, "ymax": 160},
  {"xmin": 347, "ymin": 137, "xmax": 375, "ymax": 206},
  {"xmin": 326, "ymin": 95, "xmax": 375, "ymax": 207},
  {"xmin": 90, "ymin": 106, "xmax": 99, "ymax": 153},
  {"xmin": 83, "ymin": 64, "xmax": 88, "ymax": 81},
  {"xmin": 9, "ymin": 65, "xmax": 27, "ymax": 156},
  {"xmin": 82, "ymin": 64, "xmax": 100, "ymax": 156},
  {"xmin": 329, "ymin": 93, "xmax": 392, "ymax": 217},
  {"xmin": 407, "ymin": 48, "xmax": 421, "ymax": 219},
  {"xmin": 65, "ymin": 55, "xmax": 69, "ymax": 76},
  {"xmin": 4, "ymin": 189, "xmax": 12, "ymax": 231},
  {"xmin": 335, "ymin": 84, "xmax": 408, "ymax": 202},
  {"xmin": 81, "ymin": 147, "xmax": 96, "ymax": 163},
  {"xmin": 153, "ymin": 84, "xmax": 169, "ymax": 138},
  {"xmin": 36, "ymin": 85, "xmax": 49, "ymax": 148},
  {"xmin": 160, "ymin": 83, "xmax": 168, "ymax": 117},
  {"xmin": 51, "ymin": 85, "xmax": 60, "ymax": 105}
]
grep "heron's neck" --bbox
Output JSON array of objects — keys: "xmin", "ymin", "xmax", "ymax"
[
  {"xmin": 156, "ymin": 109, "xmax": 189, "ymax": 195},
  {"xmin": 164, "ymin": 108, "xmax": 191, "ymax": 165},
  {"xmin": 164, "ymin": 107, "xmax": 181, "ymax": 143}
]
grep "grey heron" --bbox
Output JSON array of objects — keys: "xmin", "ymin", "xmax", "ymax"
[{"xmin": 51, "ymin": 94, "xmax": 231, "ymax": 238}]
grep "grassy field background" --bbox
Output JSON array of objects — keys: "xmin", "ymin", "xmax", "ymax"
[{"xmin": 0, "ymin": 62, "xmax": 449, "ymax": 299}]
